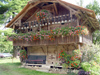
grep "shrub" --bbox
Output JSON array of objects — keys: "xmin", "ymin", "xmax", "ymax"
[
  {"xmin": 59, "ymin": 49, "xmax": 81, "ymax": 69},
  {"xmin": 81, "ymin": 62, "xmax": 100, "ymax": 75},
  {"xmin": 81, "ymin": 44, "xmax": 100, "ymax": 75}
]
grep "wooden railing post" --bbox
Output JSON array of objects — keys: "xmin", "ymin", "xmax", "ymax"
[{"xmin": 77, "ymin": 18, "xmax": 79, "ymax": 26}]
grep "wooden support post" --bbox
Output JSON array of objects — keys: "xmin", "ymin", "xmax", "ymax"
[
  {"xmin": 13, "ymin": 25, "xmax": 15, "ymax": 29},
  {"xmin": 38, "ymin": 22, "xmax": 41, "ymax": 31},
  {"xmin": 19, "ymin": 19, "xmax": 21, "ymax": 26},
  {"xmin": 47, "ymin": 20, "xmax": 49, "ymax": 30},
  {"xmin": 26, "ymin": 8, "xmax": 40, "ymax": 21},
  {"xmin": 46, "ymin": 46, "xmax": 48, "ymax": 64},
  {"xmin": 20, "ymin": 2, "xmax": 40, "ymax": 19},
  {"xmin": 53, "ymin": 3, "xmax": 58, "ymax": 15},
  {"xmin": 77, "ymin": 18, "xmax": 79, "ymax": 26},
  {"xmin": 41, "ymin": 47, "xmax": 45, "ymax": 54},
  {"xmin": 78, "ymin": 44, "xmax": 81, "ymax": 50},
  {"xmin": 56, "ymin": 45, "xmax": 59, "ymax": 63},
  {"xmin": 70, "ymin": 10, "xmax": 73, "ymax": 25}
]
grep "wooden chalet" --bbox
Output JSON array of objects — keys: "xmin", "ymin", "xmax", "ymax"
[{"xmin": 6, "ymin": 0, "xmax": 99, "ymax": 67}]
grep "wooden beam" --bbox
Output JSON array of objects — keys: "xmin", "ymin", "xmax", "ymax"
[
  {"xmin": 29, "ymin": 0, "xmax": 57, "ymax": 4},
  {"xmin": 75, "ymin": 14, "xmax": 81, "ymax": 19},
  {"xmin": 81, "ymin": 19, "xmax": 87, "ymax": 26},
  {"xmin": 77, "ymin": 18, "xmax": 79, "ymax": 26},
  {"xmin": 42, "ymin": 4, "xmax": 54, "ymax": 8},
  {"xmin": 19, "ymin": 19, "xmax": 21, "ymax": 26},
  {"xmin": 9, "ymin": 16, "xmax": 22, "ymax": 27},
  {"xmin": 89, "ymin": 17, "xmax": 97, "ymax": 21},
  {"xmin": 78, "ymin": 11, "xmax": 96, "ymax": 29},
  {"xmin": 13, "ymin": 25, "xmax": 15, "ymax": 29},
  {"xmin": 53, "ymin": 3, "xmax": 58, "ymax": 15},
  {"xmin": 26, "ymin": 8, "xmax": 40, "ymax": 21},
  {"xmin": 20, "ymin": 2, "xmax": 40, "ymax": 19},
  {"xmin": 84, "ymin": 13, "xmax": 96, "ymax": 29},
  {"xmin": 41, "ymin": 47, "xmax": 45, "ymax": 54},
  {"xmin": 40, "ymin": 0, "xmax": 57, "ymax": 3}
]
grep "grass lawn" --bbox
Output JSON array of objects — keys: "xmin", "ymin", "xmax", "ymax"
[{"xmin": 0, "ymin": 58, "xmax": 59, "ymax": 75}]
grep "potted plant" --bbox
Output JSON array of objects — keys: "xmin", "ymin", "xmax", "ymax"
[{"xmin": 36, "ymin": 9, "xmax": 50, "ymax": 22}]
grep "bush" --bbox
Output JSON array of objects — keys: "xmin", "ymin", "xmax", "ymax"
[
  {"xmin": 59, "ymin": 50, "xmax": 81, "ymax": 69},
  {"xmin": 81, "ymin": 62, "xmax": 100, "ymax": 75},
  {"xmin": 81, "ymin": 44, "xmax": 100, "ymax": 62},
  {"xmin": 81, "ymin": 44, "xmax": 100, "ymax": 75}
]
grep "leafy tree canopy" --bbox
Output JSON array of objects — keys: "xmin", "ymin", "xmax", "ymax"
[
  {"xmin": 86, "ymin": 0, "xmax": 100, "ymax": 45},
  {"xmin": 0, "ymin": 28, "xmax": 14, "ymax": 53},
  {"xmin": 86, "ymin": 0, "xmax": 100, "ymax": 15},
  {"xmin": 0, "ymin": 0, "xmax": 29, "ymax": 24}
]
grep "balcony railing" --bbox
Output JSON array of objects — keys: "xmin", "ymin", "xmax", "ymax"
[
  {"xmin": 13, "ymin": 35, "xmax": 79, "ymax": 46},
  {"xmin": 19, "ymin": 14, "xmax": 77, "ymax": 30}
]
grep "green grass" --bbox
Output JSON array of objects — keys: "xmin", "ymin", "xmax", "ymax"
[{"xmin": 0, "ymin": 58, "xmax": 59, "ymax": 75}]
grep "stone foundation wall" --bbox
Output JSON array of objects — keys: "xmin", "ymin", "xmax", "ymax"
[{"xmin": 27, "ymin": 44, "xmax": 78, "ymax": 65}]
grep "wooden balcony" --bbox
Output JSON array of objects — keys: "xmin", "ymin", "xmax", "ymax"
[
  {"xmin": 17, "ymin": 14, "xmax": 77, "ymax": 33},
  {"xmin": 13, "ymin": 35, "xmax": 80, "ymax": 46},
  {"xmin": 12, "ymin": 34, "xmax": 92, "ymax": 46}
]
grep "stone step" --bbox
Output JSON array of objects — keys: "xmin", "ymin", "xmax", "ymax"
[{"xmin": 36, "ymin": 68, "xmax": 49, "ymax": 73}]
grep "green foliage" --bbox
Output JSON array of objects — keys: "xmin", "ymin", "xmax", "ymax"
[
  {"xmin": 86, "ymin": 0, "xmax": 100, "ymax": 25},
  {"xmin": 81, "ymin": 61, "xmax": 100, "ymax": 75},
  {"xmin": 86, "ymin": 0, "xmax": 100, "ymax": 44},
  {"xmin": 0, "ymin": 0, "xmax": 29, "ymax": 24},
  {"xmin": 0, "ymin": 2, "xmax": 9, "ymax": 14},
  {"xmin": 81, "ymin": 62, "xmax": 91, "ymax": 71},
  {"xmin": 81, "ymin": 44, "xmax": 100, "ymax": 62},
  {"xmin": 81, "ymin": 44, "xmax": 100, "ymax": 75},
  {"xmin": 0, "ymin": 1, "xmax": 9, "ymax": 23},
  {"xmin": 93, "ymin": 30, "xmax": 100, "ymax": 44},
  {"xmin": 59, "ymin": 50, "xmax": 81, "ymax": 68},
  {"xmin": 20, "ymin": 50, "xmax": 27, "ymax": 60},
  {"xmin": 0, "ymin": 29, "xmax": 14, "ymax": 53},
  {"xmin": 86, "ymin": 0, "xmax": 100, "ymax": 15}
]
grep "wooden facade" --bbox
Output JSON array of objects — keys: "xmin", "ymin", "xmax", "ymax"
[{"xmin": 6, "ymin": 0, "xmax": 99, "ymax": 67}]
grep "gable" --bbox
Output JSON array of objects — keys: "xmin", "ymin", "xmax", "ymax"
[{"xmin": 5, "ymin": 0, "xmax": 99, "ymax": 31}]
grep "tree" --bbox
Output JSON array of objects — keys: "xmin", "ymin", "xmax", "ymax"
[
  {"xmin": 86, "ymin": 0, "xmax": 100, "ymax": 44},
  {"xmin": 0, "ymin": 1, "xmax": 9, "ymax": 23},
  {"xmin": 86, "ymin": 0, "xmax": 100, "ymax": 15},
  {"xmin": 0, "ymin": 0, "xmax": 29, "ymax": 24},
  {"xmin": 0, "ymin": 29, "xmax": 14, "ymax": 53},
  {"xmin": 92, "ymin": 30, "xmax": 100, "ymax": 44}
]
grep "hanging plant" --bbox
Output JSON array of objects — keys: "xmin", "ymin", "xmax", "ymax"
[
  {"xmin": 36, "ymin": 9, "xmax": 50, "ymax": 22},
  {"xmin": 20, "ymin": 50, "xmax": 27, "ymax": 60}
]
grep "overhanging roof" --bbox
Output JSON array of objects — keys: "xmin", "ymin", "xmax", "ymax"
[{"xmin": 5, "ymin": 0, "xmax": 98, "ymax": 28}]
